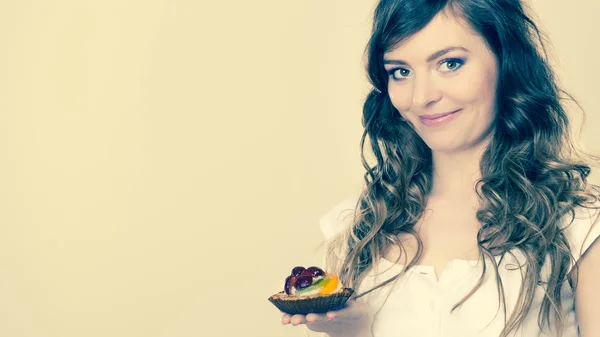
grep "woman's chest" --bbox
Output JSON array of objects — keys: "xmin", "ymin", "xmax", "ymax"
[
  {"xmin": 359, "ymin": 256, "xmax": 578, "ymax": 337},
  {"xmin": 384, "ymin": 201, "xmax": 482, "ymax": 279}
]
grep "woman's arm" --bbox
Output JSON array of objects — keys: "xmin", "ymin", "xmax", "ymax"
[{"xmin": 574, "ymin": 214, "xmax": 600, "ymax": 337}]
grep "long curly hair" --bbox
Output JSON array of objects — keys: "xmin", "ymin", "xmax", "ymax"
[{"xmin": 325, "ymin": 0, "xmax": 600, "ymax": 336}]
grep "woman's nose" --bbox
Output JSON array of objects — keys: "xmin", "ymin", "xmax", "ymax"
[{"xmin": 411, "ymin": 75, "xmax": 442, "ymax": 109}]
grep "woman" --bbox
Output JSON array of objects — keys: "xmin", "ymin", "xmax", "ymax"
[{"xmin": 281, "ymin": 0, "xmax": 600, "ymax": 336}]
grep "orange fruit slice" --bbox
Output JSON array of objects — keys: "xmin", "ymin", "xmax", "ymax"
[{"xmin": 318, "ymin": 274, "xmax": 339, "ymax": 295}]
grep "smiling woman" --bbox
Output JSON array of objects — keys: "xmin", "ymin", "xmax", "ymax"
[{"xmin": 279, "ymin": 0, "xmax": 600, "ymax": 336}]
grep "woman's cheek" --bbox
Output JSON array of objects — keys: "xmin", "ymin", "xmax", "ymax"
[
  {"xmin": 447, "ymin": 69, "xmax": 491, "ymax": 102},
  {"xmin": 388, "ymin": 89, "xmax": 413, "ymax": 116}
]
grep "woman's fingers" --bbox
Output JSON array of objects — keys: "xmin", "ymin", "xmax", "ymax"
[
  {"xmin": 282, "ymin": 300, "xmax": 365, "ymax": 326},
  {"xmin": 281, "ymin": 312, "xmax": 330, "ymax": 325},
  {"xmin": 289, "ymin": 314, "xmax": 307, "ymax": 326},
  {"xmin": 279, "ymin": 300, "xmax": 373, "ymax": 336},
  {"xmin": 304, "ymin": 312, "xmax": 330, "ymax": 324}
]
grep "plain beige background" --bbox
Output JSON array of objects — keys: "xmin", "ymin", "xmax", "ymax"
[{"xmin": 0, "ymin": 1, "xmax": 598, "ymax": 337}]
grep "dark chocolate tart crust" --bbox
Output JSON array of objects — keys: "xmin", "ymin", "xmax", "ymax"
[{"xmin": 268, "ymin": 288, "xmax": 354, "ymax": 315}]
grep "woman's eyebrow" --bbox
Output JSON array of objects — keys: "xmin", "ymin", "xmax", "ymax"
[{"xmin": 383, "ymin": 46, "xmax": 470, "ymax": 65}]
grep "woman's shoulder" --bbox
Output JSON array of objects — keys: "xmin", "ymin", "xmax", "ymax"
[{"xmin": 318, "ymin": 195, "xmax": 360, "ymax": 240}]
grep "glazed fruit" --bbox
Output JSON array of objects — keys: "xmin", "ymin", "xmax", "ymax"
[
  {"xmin": 291, "ymin": 266, "xmax": 305, "ymax": 276},
  {"xmin": 281, "ymin": 265, "xmax": 345, "ymax": 297},
  {"xmin": 300, "ymin": 266, "xmax": 325, "ymax": 277},
  {"xmin": 295, "ymin": 277, "xmax": 329, "ymax": 296},
  {"xmin": 295, "ymin": 275, "xmax": 313, "ymax": 289},
  {"xmin": 284, "ymin": 276, "xmax": 297, "ymax": 295},
  {"xmin": 318, "ymin": 274, "xmax": 339, "ymax": 295}
]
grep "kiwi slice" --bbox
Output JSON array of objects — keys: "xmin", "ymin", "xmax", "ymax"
[{"xmin": 295, "ymin": 277, "xmax": 330, "ymax": 296}]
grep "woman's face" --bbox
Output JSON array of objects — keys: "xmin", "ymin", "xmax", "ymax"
[{"xmin": 383, "ymin": 12, "xmax": 498, "ymax": 153}]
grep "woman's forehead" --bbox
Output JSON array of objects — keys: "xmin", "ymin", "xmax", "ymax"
[{"xmin": 383, "ymin": 13, "xmax": 484, "ymax": 59}]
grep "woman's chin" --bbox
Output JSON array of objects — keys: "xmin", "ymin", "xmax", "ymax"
[
  {"xmin": 424, "ymin": 136, "xmax": 489, "ymax": 155},
  {"xmin": 423, "ymin": 140, "xmax": 462, "ymax": 153}
]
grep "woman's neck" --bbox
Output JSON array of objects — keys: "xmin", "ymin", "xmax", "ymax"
[{"xmin": 428, "ymin": 138, "xmax": 490, "ymax": 199}]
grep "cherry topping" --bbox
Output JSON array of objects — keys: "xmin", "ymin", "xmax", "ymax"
[
  {"xmin": 284, "ymin": 275, "xmax": 297, "ymax": 295},
  {"xmin": 295, "ymin": 275, "xmax": 313, "ymax": 289},
  {"xmin": 291, "ymin": 266, "xmax": 305, "ymax": 277},
  {"xmin": 300, "ymin": 266, "xmax": 325, "ymax": 277}
]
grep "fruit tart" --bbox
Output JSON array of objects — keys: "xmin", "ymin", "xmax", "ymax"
[{"xmin": 268, "ymin": 266, "xmax": 354, "ymax": 315}]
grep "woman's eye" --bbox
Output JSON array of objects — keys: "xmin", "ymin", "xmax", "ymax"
[
  {"xmin": 439, "ymin": 58, "xmax": 465, "ymax": 72},
  {"xmin": 388, "ymin": 68, "xmax": 412, "ymax": 81}
]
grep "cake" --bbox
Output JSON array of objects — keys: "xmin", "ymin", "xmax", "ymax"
[{"xmin": 268, "ymin": 266, "xmax": 354, "ymax": 315}]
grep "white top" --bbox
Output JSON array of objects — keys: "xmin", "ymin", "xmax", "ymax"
[{"xmin": 318, "ymin": 195, "xmax": 600, "ymax": 337}]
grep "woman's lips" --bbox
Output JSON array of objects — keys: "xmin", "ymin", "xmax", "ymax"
[{"xmin": 418, "ymin": 109, "xmax": 462, "ymax": 126}]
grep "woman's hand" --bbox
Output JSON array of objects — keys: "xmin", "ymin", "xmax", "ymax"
[{"xmin": 280, "ymin": 299, "xmax": 374, "ymax": 337}]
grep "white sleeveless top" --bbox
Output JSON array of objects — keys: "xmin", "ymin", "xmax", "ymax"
[{"xmin": 318, "ymin": 195, "xmax": 600, "ymax": 337}]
